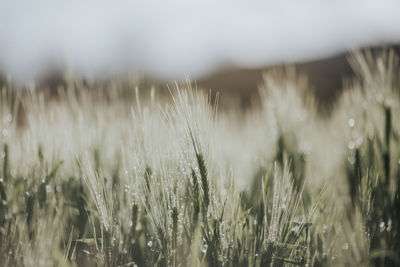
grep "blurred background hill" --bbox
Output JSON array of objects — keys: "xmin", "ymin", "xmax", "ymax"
[
  {"xmin": 2, "ymin": 45, "xmax": 398, "ymax": 111},
  {"xmin": 196, "ymin": 45, "xmax": 400, "ymax": 108}
]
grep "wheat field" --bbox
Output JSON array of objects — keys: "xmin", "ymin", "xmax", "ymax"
[{"xmin": 0, "ymin": 51, "xmax": 399, "ymax": 266}]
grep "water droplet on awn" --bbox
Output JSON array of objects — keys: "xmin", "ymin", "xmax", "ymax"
[{"xmin": 348, "ymin": 118, "xmax": 355, "ymax": 128}]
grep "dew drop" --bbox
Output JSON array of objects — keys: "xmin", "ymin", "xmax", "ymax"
[
  {"xmin": 348, "ymin": 118, "xmax": 355, "ymax": 128},
  {"xmin": 355, "ymin": 136, "xmax": 363, "ymax": 146},
  {"xmin": 1, "ymin": 129, "xmax": 8, "ymax": 137},
  {"xmin": 147, "ymin": 240, "xmax": 153, "ymax": 247},
  {"xmin": 379, "ymin": 222, "xmax": 385, "ymax": 232},
  {"xmin": 348, "ymin": 141, "xmax": 355, "ymax": 150}
]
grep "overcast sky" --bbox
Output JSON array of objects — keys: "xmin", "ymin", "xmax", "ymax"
[{"xmin": 0, "ymin": 0, "xmax": 399, "ymax": 83}]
